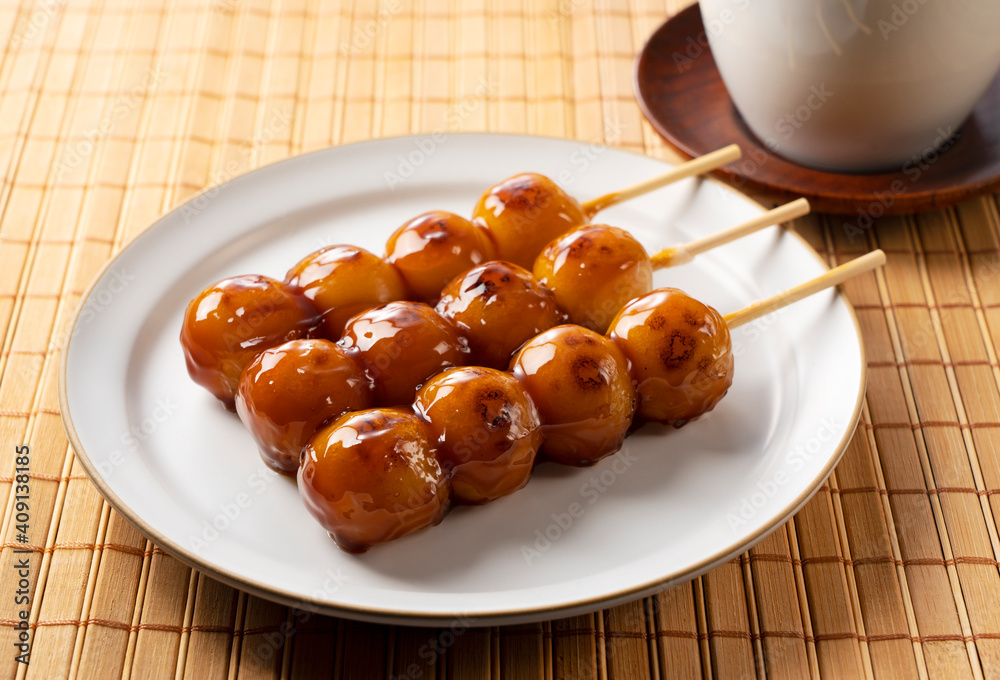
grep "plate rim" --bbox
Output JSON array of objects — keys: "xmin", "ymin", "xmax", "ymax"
[{"xmin": 58, "ymin": 131, "xmax": 868, "ymax": 625}]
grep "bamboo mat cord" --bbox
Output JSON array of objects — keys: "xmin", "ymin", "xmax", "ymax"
[{"xmin": 3, "ymin": 0, "xmax": 1000, "ymax": 678}]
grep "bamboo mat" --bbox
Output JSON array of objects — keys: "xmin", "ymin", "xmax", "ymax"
[{"xmin": 2, "ymin": 0, "xmax": 1000, "ymax": 678}]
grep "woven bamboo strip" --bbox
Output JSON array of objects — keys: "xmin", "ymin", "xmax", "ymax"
[
  {"xmin": 7, "ymin": 1, "xmax": 1000, "ymax": 677},
  {"xmin": 651, "ymin": 585, "xmax": 700, "ymax": 679},
  {"xmin": 26, "ymin": 468, "xmax": 103, "ymax": 680},
  {"xmin": 233, "ymin": 596, "xmax": 285, "ymax": 679},
  {"xmin": 0, "ymin": 0, "xmax": 74, "ymax": 481},
  {"xmin": 822, "ymin": 215, "xmax": 935, "ymax": 675},
  {"xmin": 63, "ymin": 6, "xmax": 176, "ymax": 675},
  {"xmin": 701, "ymin": 559, "xmax": 756, "ymax": 678},
  {"xmin": 746, "ymin": 533, "xmax": 811, "ymax": 679},
  {"xmin": 909, "ymin": 213, "xmax": 1000, "ymax": 677},
  {"xmin": 334, "ymin": 620, "xmax": 386, "ymax": 679},
  {"xmin": 447, "ymin": 626, "xmax": 492, "ymax": 679},
  {"xmin": 181, "ymin": 577, "xmax": 238, "ymax": 680},
  {"xmin": 818, "ymin": 225, "xmax": 920, "ymax": 679},
  {"xmin": 550, "ymin": 615, "xmax": 598, "ymax": 679},
  {"xmin": 0, "ymin": 6, "xmax": 109, "ymax": 680},
  {"xmin": 867, "ymin": 221, "xmax": 985, "ymax": 679},
  {"xmin": 795, "ymin": 488, "xmax": 867, "ymax": 677},
  {"xmin": 955, "ymin": 199, "xmax": 1000, "ymax": 536},
  {"xmin": 600, "ymin": 601, "xmax": 653, "ymax": 679},
  {"xmin": 737, "ymin": 551, "xmax": 765, "ymax": 680},
  {"xmin": 783, "ymin": 520, "xmax": 821, "ymax": 679}
]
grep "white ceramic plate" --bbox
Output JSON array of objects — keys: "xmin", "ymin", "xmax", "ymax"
[{"xmin": 60, "ymin": 134, "xmax": 865, "ymax": 626}]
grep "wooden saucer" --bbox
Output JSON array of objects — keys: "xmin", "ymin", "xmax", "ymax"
[{"xmin": 634, "ymin": 5, "xmax": 1000, "ymax": 215}]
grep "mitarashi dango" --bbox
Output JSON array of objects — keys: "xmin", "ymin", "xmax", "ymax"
[
  {"xmin": 235, "ymin": 339, "xmax": 373, "ymax": 474},
  {"xmin": 384, "ymin": 211, "xmax": 496, "ymax": 302},
  {"xmin": 472, "ymin": 173, "xmax": 587, "ymax": 269},
  {"xmin": 339, "ymin": 301, "xmax": 469, "ymax": 405},
  {"xmin": 414, "ymin": 366, "xmax": 541, "ymax": 504},
  {"xmin": 533, "ymin": 224, "xmax": 653, "ymax": 334},
  {"xmin": 285, "ymin": 245, "xmax": 408, "ymax": 338},
  {"xmin": 511, "ymin": 325, "xmax": 636, "ymax": 466},
  {"xmin": 435, "ymin": 261, "xmax": 564, "ymax": 369},
  {"xmin": 608, "ymin": 288, "xmax": 733, "ymax": 427},
  {"xmin": 298, "ymin": 408, "xmax": 450, "ymax": 553},
  {"xmin": 180, "ymin": 274, "xmax": 320, "ymax": 409}
]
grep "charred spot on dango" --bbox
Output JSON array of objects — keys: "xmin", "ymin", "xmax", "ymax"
[
  {"xmin": 435, "ymin": 261, "xmax": 564, "ymax": 369},
  {"xmin": 510, "ymin": 325, "xmax": 636, "ymax": 466},
  {"xmin": 235, "ymin": 339, "xmax": 373, "ymax": 474},
  {"xmin": 180, "ymin": 274, "xmax": 321, "ymax": 409},
  {"xmin": 339, "ymin": 301, "xmax": 469, "ymax": 406},
  {"xmin": 285, "ymin": 245, "xmax": 408, "ymax": 338},
  {"xmin": 608, "ymin": 288, "xmax": 733, "ymax": 427},
  {"xmin": 298, "ymin": 408, "xmax": 450, "ymax": 554},
  {"xmin": 414, "ymin": 366, "xmax": 541, "ymax": 504}
]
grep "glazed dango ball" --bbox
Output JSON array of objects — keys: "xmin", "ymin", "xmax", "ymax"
[
  {"xmin": 285, "ymin": 245, "xmax": 408, "ymax": 338},
  {"xmin": 472, "ymin": 173, "xmax": 587, "ymax": 269},
  {"xmin": 339, "ymin": 301, "xmax": 470, "ymax": 405},
  {"xmin": 534, "ymin": 224, "xmax": 653, "ymax": 334},
  {"xmin": 414, "ymin": 367, "xmax": 541, "ymax": 504},
  {"xmin": 511, "ymin": 325, "xmax": 636, "ymax": 466},
  {"xmin": 298, "ymin": 408, "xmax": 450, "ymax": 553},
  {"xmin": 435, "ymin": 261, "xmax": 564, "ymax": 369},
  {"xmin": 235, "ymin": 339, "xmax": 373, "ymax": 474},
  {"xmin": 608, "ymin": 288, "xmax": 733, "ymax": 427},
  {"xmin": 385, "ymin": 211, "xmax": 496, "ymax": 302},
  {"xmin": 180, "ymin": 274, "xmax": 320, "ymax": 409}
]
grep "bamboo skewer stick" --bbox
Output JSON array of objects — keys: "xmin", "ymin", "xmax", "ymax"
[
  {"xmin": 650, "ymin": 198, "xmax": 811, "ymax": 268},
  {"xmin": 725, "ymin": 250, "xmax": 886, "ymax": 329},
  {"xmin": 580, "ymin": 144, "xmax": 742, "ymax": 217}
]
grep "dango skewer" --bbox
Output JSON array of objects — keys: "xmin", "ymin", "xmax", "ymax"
[
  {"xmin": 296, "ymin": 250, "xmax": 885, "ymax": 552},
  {"xmin": 471, "ymin": 144, "xmax": 742, "ymax": 269},
  {"xmin": 182, "ymin": 146, "xmax": 744, "ymax": 404},
  {"xmin": 534, "ymin": 198, "xmax": 811, "ymax": 332}
]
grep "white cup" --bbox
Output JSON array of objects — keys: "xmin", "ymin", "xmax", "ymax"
[{"xmin": 699, "ymin": 0, "xmax": 1000, "ymax": 172}]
